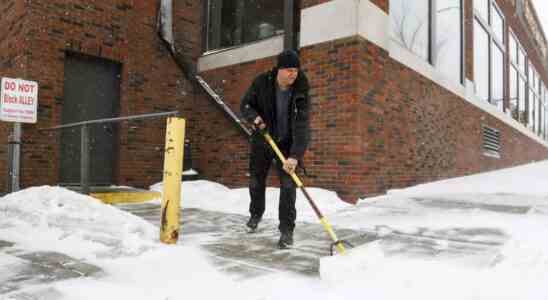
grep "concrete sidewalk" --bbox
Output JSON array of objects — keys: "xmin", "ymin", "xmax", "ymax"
[
  {"xmin": 118, "ymin": 203, "xmax": 376, "ymax": 279},
  {"xmin": 118, "ymin": 201, "xmax": 509, "ymax": 278},
  {"xmin": 1, "ymin": 195, "xmax": 521, "ymax": 298},
  {"xmin": 0, "ymin": 240, "xmax": 101, "ymax": 298}
]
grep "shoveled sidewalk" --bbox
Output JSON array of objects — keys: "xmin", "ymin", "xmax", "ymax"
[
  {"xmin": 0, "ymin": 240, "xmax": 101, "ymax": 297},
  {"xmin": 1, "ymin": 195, "xmax": 523, "ymax": 298}
]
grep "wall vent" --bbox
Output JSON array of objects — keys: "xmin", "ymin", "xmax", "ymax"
[{"xmin": 482, "ymin": 125, "xmax": 501, "ymax": 158}]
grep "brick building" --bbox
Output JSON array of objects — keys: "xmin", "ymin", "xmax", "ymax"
[{"xmin": 1, "ymin": 0, "xmax": 548, "ymax": 202}]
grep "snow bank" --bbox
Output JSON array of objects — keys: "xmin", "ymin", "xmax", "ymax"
[
  {"xmin": 383, "ymin": 160, "xmax": 548, "ymax": 198},
  {"xmin": 55, "ymin": 246, "xmax": 244, "ymax": 300},
  {"xmin": 0, "ymin": 186, "xmax": 243, "ymax": 300},
  {"xmin": 0, "ymin": 186, "xmax": 158, "ymax": 259},
  {"xmin": 150, "ymin": 180, "xmax": 352, "ymax": 222}
]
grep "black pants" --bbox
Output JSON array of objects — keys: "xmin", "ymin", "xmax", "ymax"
[{"xmin": 248, "ymin": 138, "xmax": 296, "ymax": 233}]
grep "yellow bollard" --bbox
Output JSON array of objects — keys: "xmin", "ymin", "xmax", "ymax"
[{"xmin": 160, "ymin": 117, "xmax": 185, "ymax": 244}]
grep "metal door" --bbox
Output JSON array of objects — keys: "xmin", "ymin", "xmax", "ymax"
[{"xmin": 60, "ymin": 52, "xmax": 121, "ymax": 185}]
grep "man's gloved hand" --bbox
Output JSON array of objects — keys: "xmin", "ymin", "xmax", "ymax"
[
  {"xmin": 253, "ymin": 116, "xmax": 266, "ymax": 130},
  {"xmin": 283, "ymin": 157, "xmax": 298, "ymax": 174}
]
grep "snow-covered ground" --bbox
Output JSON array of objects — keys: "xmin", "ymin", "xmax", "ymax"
[{"xmin": 1, "ymin": 160, "xmax": 548, "ymax": 299}]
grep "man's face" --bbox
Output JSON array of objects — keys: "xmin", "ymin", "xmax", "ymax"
[{"xmin": 277, "ymin": 68, "xmax": 299, "ymax": 87}]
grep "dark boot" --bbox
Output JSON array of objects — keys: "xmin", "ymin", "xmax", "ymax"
[
  {"xmin": 278, "ymin": 230, "xmax": 294, "ymax": 249},
  {"xmin": 246, "ymin": 216, "xmax": 261, "ymax": 232}
]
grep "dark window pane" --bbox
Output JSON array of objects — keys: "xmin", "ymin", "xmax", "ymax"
[
  {"xmin": 243, "ymin": 1, "xmax": 284, "ymax": 43},
  {"xmin": 474, "ymin": 20, "xmax": 490, "ymax": 102},
  {"xmin": 491, "ymin": 44, "xmax": 504, "ymax": 111},
  {"xmin": 519, "ymin": 76, "xmax": 527, "ymax": 125},
  {"xmin": 390, "ymin": 0, "xmax": 430, "ymax": 60},
  {"xmin": 529, "ymin": 89, "xmax": 535, "ymax": 130},
  {"xmin": 435, "ymin": 0, "xmax": 462, "ymax": 83},
  {"xmin": 207, "ymin": 0, "xmax": 283, "ymax": 51}
]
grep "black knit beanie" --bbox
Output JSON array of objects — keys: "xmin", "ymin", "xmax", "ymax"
[{"xmin": 277, "ymin": 49, "xmax": 300, "ymax": 69}]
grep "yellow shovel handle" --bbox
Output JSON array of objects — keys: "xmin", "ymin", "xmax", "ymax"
[{"xmin": 262, "ymin": 132, "xmax": 346, "ymax": 255}]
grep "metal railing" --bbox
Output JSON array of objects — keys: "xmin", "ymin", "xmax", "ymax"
[{"xmin": 40, "ymin": 111, "xmax": 180, "ymax": 195}]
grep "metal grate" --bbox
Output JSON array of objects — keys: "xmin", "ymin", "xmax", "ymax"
[{"xmin": 482, "ymin": 125, "xmax": 501, "ymax": 158}]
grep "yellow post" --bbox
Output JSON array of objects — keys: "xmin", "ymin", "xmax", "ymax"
[{"xmin": 160, "ymin": 117, "xmax": 185, "ymax": 244}]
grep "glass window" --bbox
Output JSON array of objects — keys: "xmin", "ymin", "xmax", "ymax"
[
  {"xmin": 519, "ymin": 76, "xmax": 527, "ymax": 125},
  {"xmin": 474, "ymin": 20, "xmax": 490, "ymax": 102},
  {"xmin": 532, "ymin": 95, "xmax": 538, "ymax": 132},
  {"xmin": 541, "ymin": 87, "xmax": 545, "ymax": 137},
  {"xmin": 509, "ymin": 32, "xmax": 517, "ymax": 63},
  {"xmin": 545, "ymin": 91, "xmax": 548, "ymax": 140},
  {"xmin": 545, "ymin": 103, "xmax": 548, "ymax": 140},
  {"xmin": 435, "ymin": 0, "xmax": 462, "ymax": 83},
  {"xmin": 491, "ymin": 44, "xmax": 504, "ymax": 111},
  {"xmin": 519, "ymin": 48, "xmax": 526, "ymax": 74},
  {"xmin": 529, "ymin": 89, "xmax": 535, "ymax": 130},
  {"xmin": 474, "ymin": 0, "xmax": 489, "ymax": 22},
  {"xmin": 390, "ymin": 0, "xmax": 430, "ymax": 60},
  {"xmin": 207, "ymin": 0, "xmax": 284, "ymax": 51},
  {"xmin": 545, "ymin": 93, "xmax": 548, "ymax": 140},
  {"xmin": 533, "ymin": 68, "xmax": 538, "ymax": 90},
  {"xmin": 529, "ymin": 63, "xmax": 535, "ymax": 89},
  {"xmin": 510, "ymin": 66, "xmax": 518, "ymax": 120},
  {"xmin": 491, "ymin": 3, "xmax": 504, "ymax": 44}
]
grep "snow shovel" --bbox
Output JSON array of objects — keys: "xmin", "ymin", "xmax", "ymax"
[{"xmin": 259, "ymin": 129, "xmax": 350, "ymax": 255}]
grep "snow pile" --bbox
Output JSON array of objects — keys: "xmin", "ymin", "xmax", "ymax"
[
  {"xmin": 55, "ymin": 246, "xmax": 244, "ymax": 300},
  {"xmin": 150, "ymin": 180, "xmax": 352, "ymax": 222},
  {"xmin": 384, "ymin": 160, "xmax": 548, "ymax": 197},
  {"xmin": 316, "ymin": 160, "xmax": 548, "ymax": 299},
  {"xmin": 0, "ymin": 186, "xmax": 158, "ymax": 259},
  {"xmin": 0, "ymin": 186, "xmax": 243, "ymax": 300},
  {"xmin": 316, "ymin": 224, "xmax": 548, "ymax": 299}
]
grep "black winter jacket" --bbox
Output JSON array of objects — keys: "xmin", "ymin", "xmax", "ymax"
[{"xmin": 240, "ymin": 68, "xmax": 310, "ymax": 160}]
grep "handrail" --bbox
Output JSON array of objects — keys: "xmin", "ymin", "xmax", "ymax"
[
  {"xmin": 39, "ymin": 110, "xmax": 180, "ymax": 195},
  {"xmin": 40, "ymin": 111, "xmax": 180, "ymax": 131}
]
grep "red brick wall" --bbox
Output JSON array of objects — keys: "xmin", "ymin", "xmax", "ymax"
[
  {"xmin": 2, "ymin": 0, "xmax": 547, "ymax": 202},
  {"xmin": 300, "ymin": 37, "xmax": 364, "ymax": 200},
  {"xmin": 300, "ymin": 35, "xmax": 548, "ymax": 201},
  {"xmin": 0, "ymin": 0, "xmax": 28, "ymax": 193},
  {"xmin": 3, "ymin": 0, "xmax": 200, "ymax": 191},
  {"xmin": 196, "ymin": 57, "xmax": 278, "ymax": 187},
  {"xmin": 188, "ymin": 0, "xmax": 548, "ymax": 203},
  {"xmin": 193, "ymin": 35, "xmax": 548, "ymax": 203},
  {"xmin": 372, "ymin": 0, "xmax": 388, "ymax": 12}
]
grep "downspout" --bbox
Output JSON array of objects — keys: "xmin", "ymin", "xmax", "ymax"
[
  {"xmin": 156, "ymin": 0, "xmax": 196, "ymax": 82},
  {"xmin": 156, "ymin": 0, "xmax": 300, "ymax": 135},
  {"xmin": 156, "ymin": 0, "xmax": 249, "ymax": 137}
]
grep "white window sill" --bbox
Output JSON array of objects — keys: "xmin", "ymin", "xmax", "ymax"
[{"xmin": 198, "ymin": 35, "xmax": 284, "ymax": 72}]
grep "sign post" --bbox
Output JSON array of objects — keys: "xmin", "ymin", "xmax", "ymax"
[{"xmin": 1, "ymin": 77, "xmax": 38, "ymax": 193}]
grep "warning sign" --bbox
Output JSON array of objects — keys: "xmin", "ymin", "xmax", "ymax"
[{"xmin": 1, "ymin": 77, "xmax": 38, "ymax": 123}]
